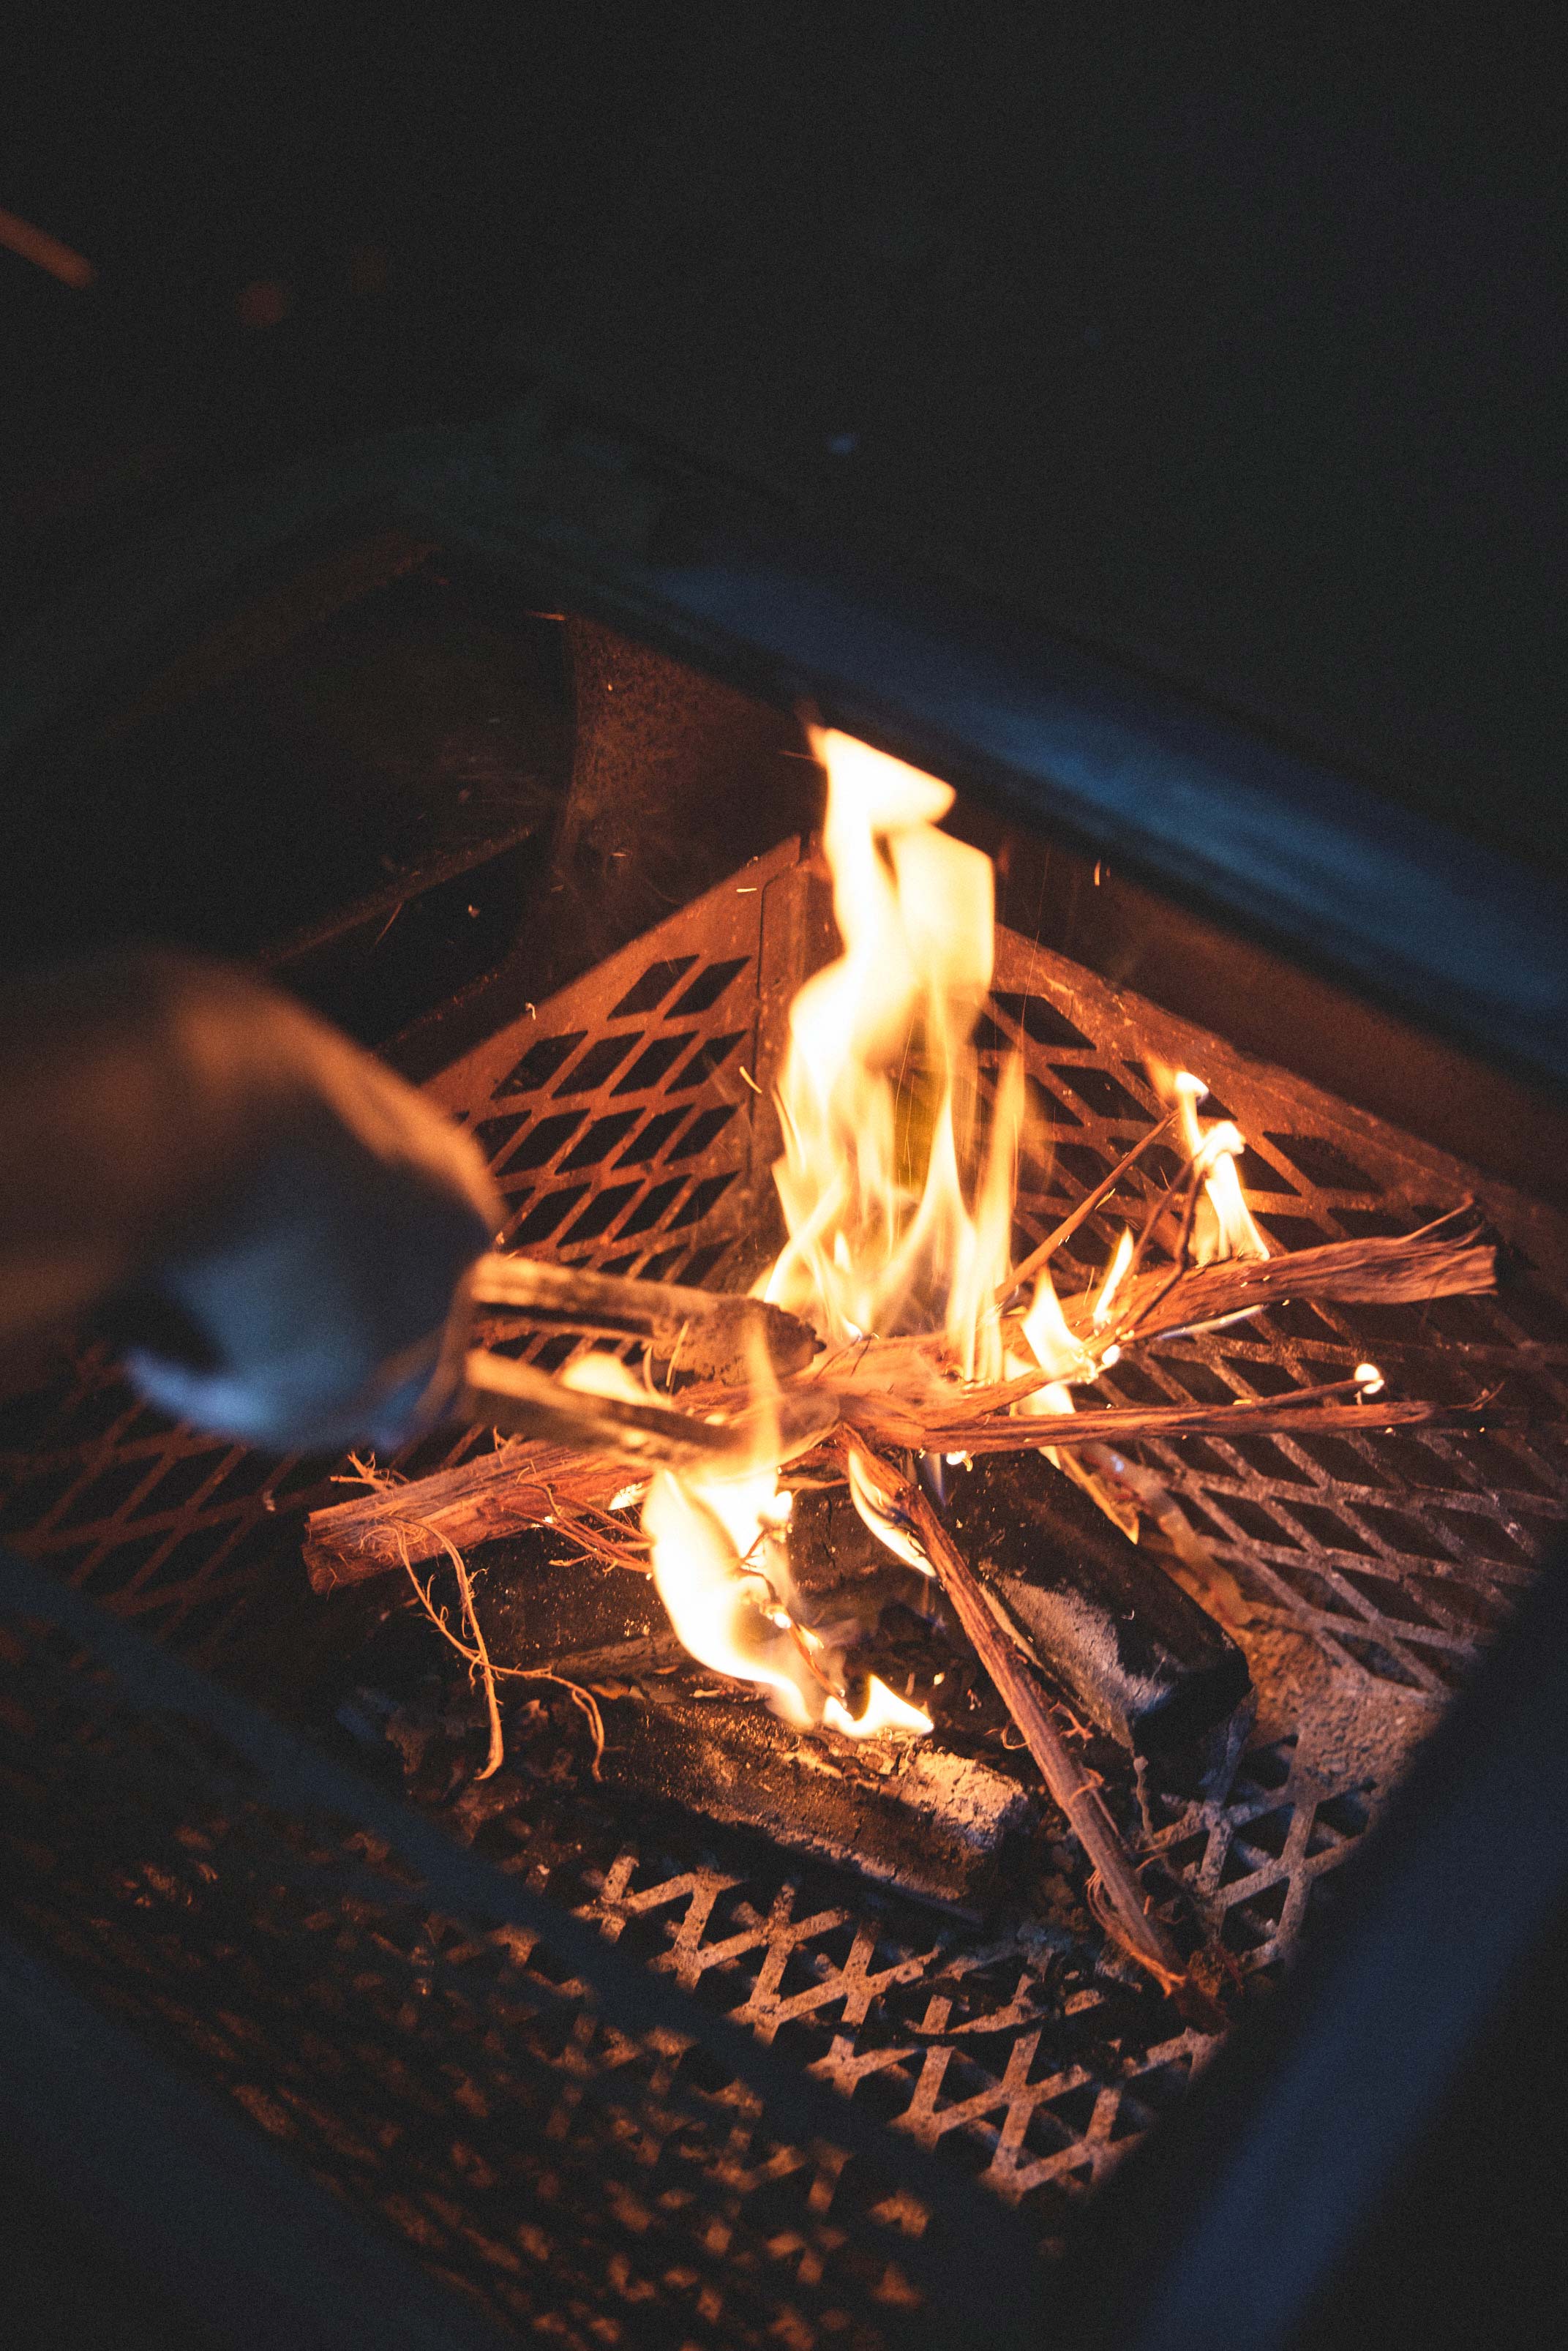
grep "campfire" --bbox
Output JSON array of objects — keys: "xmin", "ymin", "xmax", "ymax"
[
  {"xmin": 308, "ymin": 729, "xmax": 1505, "ymax": 2012},
  {"xmin": 4, "ymin": 585, "xmax": 1563, "ymax": 2350}
]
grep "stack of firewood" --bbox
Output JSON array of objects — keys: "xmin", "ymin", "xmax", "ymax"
[{"xmin": 306, "ymin": 1201, "xmax": 1506, "ymax": 2020}]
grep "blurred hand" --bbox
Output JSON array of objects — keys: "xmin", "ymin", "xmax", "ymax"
[{"xmin": 0, "ymin": 950, "xmax": 500, "ymax": 1452}]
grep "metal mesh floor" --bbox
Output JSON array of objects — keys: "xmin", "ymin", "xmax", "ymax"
[{"xmin": 3, "ymin": 835, "xmax": 1567, "ymax": 2337}]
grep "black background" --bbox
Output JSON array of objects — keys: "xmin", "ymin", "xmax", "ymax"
[{"xmin": 4, "ymin": 9, "xmax": 1564, "ymax": 870}]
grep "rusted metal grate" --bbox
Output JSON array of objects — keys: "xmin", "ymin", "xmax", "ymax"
[
  {"xmin": 2, "ymin": 834, "xmax": 1567, "ymax": 2322},
  {"xmin": 0, "ymin": 1553, "xmax": 1041, "ymax": 2351},
  {"xmin": 983, "ymin": 921, "xmax": 1568, "ymax": 1710},
  {"xmin": 0, "ymin": 867, "xmax": 770, "ymax": 1653},
  {"xmin": 7, "ymin": 838, "xmax": 1561, "ymax": 1691}
]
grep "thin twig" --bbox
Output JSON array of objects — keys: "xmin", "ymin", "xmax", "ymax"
[
  {"xmin": 1002, "ymin": 1111, "xmax": 1179, "ymax": 1301},
  {"xmin": 398, "ymin": 1534, "xmax": 606, "ymax": 1780},
  {"xmin": 1117, "ymin": 1144, "xmax": 1204, "ymax": 1294},
  {"xmin": 397, "ymin": 1526, "xmax": 503, "ymax": 1780},
  {"xmin": 840, "ymin": 1431, "xmax": 1218, "ymax": 2023},
  {"xmin": 1108, "ymin": 1160, "xmax": 1204, "ymax": 1347}
]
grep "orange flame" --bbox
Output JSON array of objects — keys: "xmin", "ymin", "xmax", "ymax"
[
  {"xmin": 642, "ymin": 1468, "xmax": 823, "ymax": 1728},
  {"xmin": 1171, "ymin": 1070, "xmax": 1270, "ymax": 1264},
  {"xmin": 638, "ymin": 730, "xmax": 1021, "ymax": 1737},
  {"xmin": 634, "ymin": 738, "xmax": 1273, "ymax": 1737},
  {"xmin": 764, "ymin": 729, "xmax": 1016, "ymax": 1384}
]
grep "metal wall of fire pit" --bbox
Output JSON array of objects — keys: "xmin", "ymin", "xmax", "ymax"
[{"xmin": 2, "ymin": 834, "xmax": 1567, "ymax": 2341}]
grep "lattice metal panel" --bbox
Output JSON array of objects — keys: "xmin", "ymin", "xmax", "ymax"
[
  {"xmin": 0, "ymin": 1352, "xmax": 318, "ymax": 1656},
  {"xmin": 0, "ymin": 1555, "xmax": 1043, "ymax": 2351},
  {"xmin": 428, "ymin": 850, "xmax": 776, "ymax": 1325},
  {"xmin": 409, "ymin": 1713, "xmax": 1399, "ymax": 2213},
  {"xmin": 2, "ymin": 835, "xmax": 1567, "ymax": 2315},
  {"xmin": 985, "ymin": 923, "xmax": 1568, "ymax": 1708},
  {"xmin": 0, "ymin": 860, "xmax": 777, "ymax": 1651}
]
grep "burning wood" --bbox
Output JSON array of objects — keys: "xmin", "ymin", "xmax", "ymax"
[
  {"xmin": 469, "ymin": 1252, "xmax": 819, "ymax": 1380},
  {"xmin": 307, "ymin": 1348, "xmax": 1504, "ymax": 1586},
  {"xmin": 462, "ymin": 1343, "xmax": 835, "ymax": 1472},
  {"xmin": 593, "ymin": 1676, "xmax": 1033, "ymax": 1913},
  {"xmin": 833, "ymin": 1371, "xmax": 1507, "ymax": 1457},
  {"xmin": 1054, "ymin": 1204, "xmax": 1496, "ymax": 1345},
  {"xmin": 307, "ymin": 726, "xmax": 1516, "ymax": 2002},
  {"xmin": 840, "ymin": 1432, "xmax": 1212, "ymax": 2017},
  {"xmin": 308, "ymin": 1438, "xmax": 642, "ymax": 1589}
]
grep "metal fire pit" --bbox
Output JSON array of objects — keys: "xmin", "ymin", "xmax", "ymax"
[{"xmin": 2, "ymin": 836, "xmax": 1567, "ymax": 2344}]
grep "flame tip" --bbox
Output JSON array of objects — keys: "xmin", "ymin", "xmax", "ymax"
[
  {"xmin": 825, "ymin": 1675, "xmax": 935, "ymax": 1740},
  {"xmin": 648, "ymin": 726, "xmax": 1204, "ymax": 1745}
]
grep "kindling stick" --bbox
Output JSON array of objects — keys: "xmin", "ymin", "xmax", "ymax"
[
  {"xmin": 1065, "ymin": 1208, "xmax": 1496, "ymax": 1349},
  {"xmin": 463, "ymin": 1348, "xmax": 837, "ymax": 1474},
  {"xmin": 306, "ymin": 1381, "xmax": 1517, "ymax": 1587},
  {"xmin": 1000, "ymin": 1113, "xmax": 1179, "ymax": 1302},
  {"xmin": 841, "ymin": 1432, "xmax": 1220, "ymax": 2025},
  {"xmin": 470, "ymin": 1253, "xmax": 819, "ymax": 1381},
  {"xmin": 841, "ymin": 1386, "xmax": 1513, "ymax": 1456}
]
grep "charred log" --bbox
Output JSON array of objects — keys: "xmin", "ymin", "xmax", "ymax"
[
  {"xmin": 841, "ymin": 1435, "xmax": 1208, "ymax": 2010},
  {"xmin": 593, "ymin": 1675, "xmax": 1034, "ymax": 1914},
  {"xmin": 945, "ymin": 1455, "xmax": 1252, "ymax": 1770}
]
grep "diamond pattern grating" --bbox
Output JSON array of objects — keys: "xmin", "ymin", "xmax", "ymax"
[
  {"xmin": 981, "ymin": 923, "xmax": 1568, "ymax": 1709},
  {"xmin": 2, "ymin": 836, "xmax": 1567, "ymax": 2331}
]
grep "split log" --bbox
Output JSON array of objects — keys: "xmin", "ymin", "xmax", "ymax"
[
  {"xmin": 306, "ymin": 1439, "xmax": 642, "ymax": 1591},
  {"xmin": 307, "ymin": 1379, "xmax": 1517, "ymax": 1588},
  {"xmin": 464, "ymin": 1349, "xmax": 762, "ymax": 1469},
  {"xmin": 811, "ymin": 1212, "xmax": 1495, "ymax": 1409},
  {"xmin": 306, "ymin": 1366, "xmax": 836, "ymax": 1592},
  {"xmin": 943, "ymin": 1453, "xmax": 1251, "ymax": 1766},
  {"xmin": 470, "ymin": 1253, "xmax": 819, "ymax": 1381},
  {"xmin": 1058, "ymin": 1210, "xmax": 1496, "ymax": 1347},
  {"xmin": 465, "ymin": 1346, "xmax": 836, "ymax": 1469}
]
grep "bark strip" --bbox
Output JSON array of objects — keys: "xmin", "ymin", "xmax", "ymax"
[{"xmin": 1061, "ymin": 1211, "xmax": 1495, "ymax": 1346}]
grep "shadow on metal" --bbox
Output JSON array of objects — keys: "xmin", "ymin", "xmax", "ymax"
[
  {"xmin": 0, "ymin": 1540, "xmax": 1043, "ymax": 2351},
  {"xmin": 1057, "ymin": 1533, "xmax": 1568, "ymax": 2351}
]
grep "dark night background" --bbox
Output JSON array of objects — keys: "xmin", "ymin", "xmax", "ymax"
[
  {"xmin": 3, "ymin": 9, "xmax": 1564, "ymax": 871},
  {"xmin": 2, "ymin": 19, "xmax": 1568, "ymax": 2342}
]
